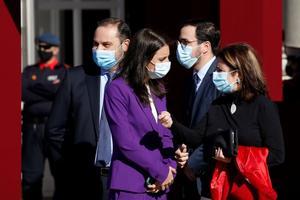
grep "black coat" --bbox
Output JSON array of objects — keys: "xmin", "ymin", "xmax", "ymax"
[
  {"xmin": 45, "ymin": 63, "xmax": 102, "ymax": 164},
  {"xmin": 45, "ymin": 63, "xmax": 102, "ymax": 199},
  {"xmin": 172, "ymin": 94, "xmax": 285, "ymax": 167}
]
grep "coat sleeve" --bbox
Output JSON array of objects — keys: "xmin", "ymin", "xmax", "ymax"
[
  {"xmin": 104, "ymin": 83, "xmax": 170, "ymax": 183},
  {"xmin": 171, "ymin": 114, "xmax": 208, "ymax": 149},
  {"xmin": 45, "ymin": 70, "xmax": 71, "ymax": 163},
  {"xmin": 160, "ymin": 97, "xmax": 177, "ymax": 169},
  {"xmin": 258, "ymin": 98, "xmax": 285, "ymax": 166}
]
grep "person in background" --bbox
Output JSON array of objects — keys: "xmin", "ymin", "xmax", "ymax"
[
  {"xmin": 283, "ymin": 55, "xmax": 300, "ymax": 102},
  {"xmin": 22, "ymin": 33, "xmax": 68, "ymax": 200},
  {"xmin": 104, "ymin": 28, "xmax": 176, "ymax": 200},
  {"xmin": 160, "ymin": 43, "xmax": 285, "ymax": 199},
  {"xmin": 45, "ymin": 18, "xmax": 130, "ymax": 200}
]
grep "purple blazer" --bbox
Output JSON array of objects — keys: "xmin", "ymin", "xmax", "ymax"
[{"xmin": 104, "ymin": 77, "xmax": 176, "ymax": 193}]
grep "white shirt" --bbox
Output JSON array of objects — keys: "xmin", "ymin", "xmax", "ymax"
[
  {"xmin": 146, "ymin": 85, "xmax": 158, "ymax": 123},
  {"xmin": 194, "ymin": 56, "xmax": 216, "ymax": 91}
]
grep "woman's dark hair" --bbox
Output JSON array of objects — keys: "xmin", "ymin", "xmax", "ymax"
[
  {"xmin": 120, "ymin": 28, "xmax": 168, "ymax": 105},
  {"xmin": 217, "ymin": 43, "xmax": 267, "ymax": 100}
]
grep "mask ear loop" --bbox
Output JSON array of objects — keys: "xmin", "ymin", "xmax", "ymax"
[
  {"xmin": 230, "ymin": 70, "xmax": 240, "ymax": 84},
  {"xmin": 114, "ymin": 43, "xmax": 125, "ymax": 66},
  {"xmin": 231, "ymin": 73, "xmax": 241, "ymax": 93},
  {"xmin": 145, "ymin": 60, "xmax": 156, "ymax": 73},
  {"xmin": 193, "ymin": 41, "xmax": 208, "ymax": 62}
]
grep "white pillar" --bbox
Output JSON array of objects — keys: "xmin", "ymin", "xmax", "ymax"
[
  {"xmin": 50, "ymin": 9, "xmax": 60, "ymax": 37},
  {"xmin": 25, "ymin": 0, "xmax": 36, "ymax": 65},
  {"xmin": 73, "ymin": 8, "xmax": 82, "ymax": 66},
  {"xmin": 111, "ymin": 0, "xmax": 124, "ymax": 19},
  {"xmin": 285, "ymin": 0, "xmax": 300, "ymax": 55}
]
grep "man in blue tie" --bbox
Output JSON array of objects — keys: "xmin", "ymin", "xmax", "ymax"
[
  {"xmin": 171, "ymin": 20, "xmax": 221, "ymax": 200},
  {"xmin": 45, "ymin": 18, "xmax": 131, "ymax": 200}
]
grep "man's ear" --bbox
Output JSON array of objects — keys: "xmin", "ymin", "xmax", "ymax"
[
  {"xmin": 202, "ymin": 41, "xmax": 211, "ymax": 54},
  {"xmin": 122, "ymin": 39, "xmax": 130, "ymax": 52}
]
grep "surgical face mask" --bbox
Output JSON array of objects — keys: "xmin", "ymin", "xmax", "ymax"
[
  {"xmin": 148, "ymin": 61, "xmax": 171, "ymax": 79},
  {"xmin": 92, "ymin": 45, "xmax": 123, "ymax": 70},
  {"xmin": 38, "ymin": 50, "xmax": 53, "ymax": 62},
  {"xmin": 176, "ymin": 43, "xmax": 200, "ymax": 69},
  {"xmin": 213, "ymin": 71, "xmax": 239, "ymax": 93}
]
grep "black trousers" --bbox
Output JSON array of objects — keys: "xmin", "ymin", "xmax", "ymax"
[
  {"xmin": 22, "ymin": 122, "xmax": 59, "ymax": 200},
  {"xmin": 167, "ymin": 170, "xmax": 200, "ymax": 200}
]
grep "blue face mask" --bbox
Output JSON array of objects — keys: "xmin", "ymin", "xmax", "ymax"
[
  {"xmin": 213, "ymin": 71, "xmax": 239, "ymax": 93},
  {"xmin": 176, "ymin": 43, "xmax": 199, "ymax": 69},
  {"xmin": 92, "ymin": 46, "xmax": 123, "ymax": 70},
  {"xmin": 148, "ymin": 61, "xmax": 171, "ymax": 79}
]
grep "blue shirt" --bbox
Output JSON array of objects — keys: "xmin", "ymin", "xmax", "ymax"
[{"xmin": 94, "ymin": 70, "xmax": 114, "ymax": 167}]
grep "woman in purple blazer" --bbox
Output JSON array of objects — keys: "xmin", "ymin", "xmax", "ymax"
[{"xmin": 104, "ymin": 28, "xmax": 177, "ymax": 200}]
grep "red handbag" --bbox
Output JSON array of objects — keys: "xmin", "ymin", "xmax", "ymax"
[{"xmin": 210, "ymin": 146, "xmax": 277, "ymax": 200}]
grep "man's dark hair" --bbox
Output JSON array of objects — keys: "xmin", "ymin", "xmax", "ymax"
[
  {"xmin": 180, "ymin": 20, "xmax": 220, "ymax": 54},
  {"xmin": 97, "ymin": 17, "xmax": 131, "ymax": 41}
]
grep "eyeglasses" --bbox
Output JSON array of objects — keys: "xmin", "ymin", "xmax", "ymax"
[{"xmin": 178, "ymin": 39, "xmax": 198, "ymax": 46}]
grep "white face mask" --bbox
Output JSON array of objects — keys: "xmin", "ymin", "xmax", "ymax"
[
  {"xmin": 213, "ymin": 70, "xmax": 240, "ymax": 93},
  {"xmin": 176, "ymin": 43, "xmax": 202, "ymax": 69},
  {"xmin": 92, "ymin": 44, "xmax": 124, "ymax": 70},
  {"xmin": 147, "ymin": 61, "xmax": 171, "ymax": 79}
]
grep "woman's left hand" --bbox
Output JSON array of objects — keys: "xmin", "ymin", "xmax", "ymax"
[
  {"xmin": 213, "ymin": 147, "xmax": 232, "ymax": 163},
  {"xmin": 146, "ymin": 181, "xmax": 161, "ymax": 193}
]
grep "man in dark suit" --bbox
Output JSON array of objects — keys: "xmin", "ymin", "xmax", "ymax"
[
  {"xmin": 45, "ymin": 18, "xmax": 130, "ymax": 200},
  {"xmin": 173, "ymin": 20, "xmax": 221, "ymax": 199}
]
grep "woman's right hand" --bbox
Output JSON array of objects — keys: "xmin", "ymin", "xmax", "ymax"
[
  {"xmin": 158, "ymin": 111, "xmax": 173, "ymax": 128},
  {"xmin": 213, "ymin": 147, "xmax": 231, "ymax": 163},
  {"xmin": 160, "ymin": 166, "xmax": 176, "ymax": 190}
]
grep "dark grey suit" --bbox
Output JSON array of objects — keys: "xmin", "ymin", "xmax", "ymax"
[
  {"xmin": 45, "ymin": 63, "xmax": 103, "ymax": 200},
  {"xmin": 174, "ymin": 58, "xmax": 220, "ymax": 198}
]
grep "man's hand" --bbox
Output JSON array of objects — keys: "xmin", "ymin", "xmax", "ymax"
[
  {"xmin": 158, "ymin": 111, "xmax": 173, "ymax": 128},
  {"xmin": 175, "ymin": 144, "xmax": 189, "ymax": 168}
]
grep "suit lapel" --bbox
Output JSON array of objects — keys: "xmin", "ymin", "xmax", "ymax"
[
  {"xmin": 134, "ymin": 93, "xmax": 159, "ymax": 132},
  {"xmin": 187, "ymin": 77, "xmax": 196, "ymax": 111},
  {"xmin": 190, "ymin": 59, "xmax": 218, "ymax": 126},
  {"xmin": 85, "ymin": 74, "xmax": 100, "ymax": 139}
]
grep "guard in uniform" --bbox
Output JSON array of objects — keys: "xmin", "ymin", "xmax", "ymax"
[{"xmin": 22, "ymin": 33, "xmax": 68, "ymax": 200}]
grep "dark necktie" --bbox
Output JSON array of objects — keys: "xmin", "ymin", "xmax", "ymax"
[{"xmin": 193, "ymin": 73, "xmax": 200, "ymax": 93}]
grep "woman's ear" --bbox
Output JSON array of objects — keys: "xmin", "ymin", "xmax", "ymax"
[{"xmin": 146, "ymin": 62, "xmax": 155, "ymax": 72}]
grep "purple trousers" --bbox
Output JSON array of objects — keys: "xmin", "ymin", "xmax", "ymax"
[{"xmin": 109, "ymin": 190, "xmax": 167, "ymax": 200}]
